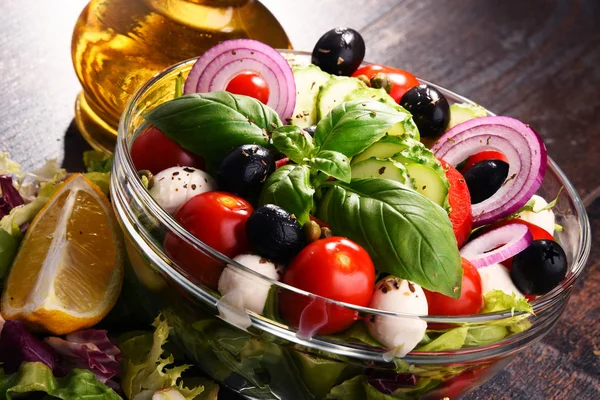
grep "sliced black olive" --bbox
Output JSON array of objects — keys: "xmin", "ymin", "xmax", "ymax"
[
  {"xmin": 246, "ymin": 204, "xmax": 306, "ymax": 263},
  {"xmin": 311, "ymin": 27, "xmax": 365, "ymax": 76},
  {"xmin": 463, "ymin": 160, "xmax": 510, "ymax": 204},
  {"xmin": 216, "ymin": 144, "xmax": 275, "ymax": 202},
  {"xmin": 399, "ymin": 84, "xmax": 450, "ymax": 138},
  {"xmin": 510, "ymin": 239, "xmax": 568, "ymax": 295}
]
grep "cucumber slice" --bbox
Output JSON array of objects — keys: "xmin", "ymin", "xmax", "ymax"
[
  {"xmin": 291, "ymin": 65, "xmax": 331, "ymax": 128},
  {"xmin": 316, "ymin": 76, "xmax": 366, "ymax": 120},
  {"xmin": 351, "ymin": 157, "xmax": 412, "ymax": 187},
  {"xmin": 447, "ymin": 103, "xmax": 487, "ymax": 130},
  {"xmin": 405, "ymin": 163, "xmax": 448, "ymax": 206},
  {"xmin": 344, "ymin": 87, "xmax": 399, "ymax": 109},
  {"xmin": 351, "ymin": 135, "xmax": 411, "ymax": 165}
]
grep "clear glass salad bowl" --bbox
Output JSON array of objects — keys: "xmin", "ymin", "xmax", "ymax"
[{"xmin": 110, "ymin": 51, "xmax": 591, "ymax": 399}]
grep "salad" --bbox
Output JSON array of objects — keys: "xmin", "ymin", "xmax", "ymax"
[{"xmin": 0, "ymin": 25, "xmax": 570, "ymax": 400}]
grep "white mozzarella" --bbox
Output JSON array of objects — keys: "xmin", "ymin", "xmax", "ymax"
[
  {"xmin": 478, "ymin": 263, "xmax": 524, "ymax": 297},
  {"xmin": 149, "ymin": 166, "xmax": 215, "ymax": 214},
  {"xmin": 515, "ymin": 194, "xmax": 555, "ymax": 236},
  {"xmin": 218, "ymin": 254, "xmax": 280, "ymax": 314},
  {"xmin": 365, "ymin": 277, "xmax": 428, "ymax": 357}
]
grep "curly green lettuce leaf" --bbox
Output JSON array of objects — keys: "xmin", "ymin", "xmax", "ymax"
[
  {"xmin": 325, "ymin": 375, "xmax": 366, "ymax": 400},
  {"xmin": 0, "ymin": 362, "xmax": 120, "ymax": 400},
  {"xmin": 119, "ymin": 314, "xmax": 209, "ymax": 400},
  {"xmin": 416, "ymin": 327, "xmax": 469, "ymax": 352},
  {"xmin": 85, "ymin": 172, "xmax": 111, "ymax": 196},
  {"xmin": 482, "ymin": 290, "xmax": 533, "ymax": 315},
  {"xmin": 83, "ymin": 151, "xmax": 114, "ymax": 173},
  {"xmin": 0, "ymin": 153, "xmax": 23, "ymax": 178}
]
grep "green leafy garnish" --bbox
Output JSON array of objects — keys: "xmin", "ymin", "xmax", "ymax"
[
  {"xmin": 259, "ymin": 164, "xmax": 315, "ymax": 225},
  {"xmin": 317, "ymin": 178, "xmax": 462, "ymax": 298},
  {"xmin": 482, "ymin": 290, "xmax": 534, "ymax": 315},
  {"xmin": 416, "ymin": 327, "xmax": 469, "ymax": 352},
  {"xmin": 120, "ymin": 314, "xmax": 213, "ymax": 400},
  {"xmin": 325, "ymin": 375, "xmax": 366, "ymax": 400},
  {"xmin": 315, "ymin": 100, "xmax": 418, "ymax": 158},
  {"xmin": 83, "ymin": 150, "xmax": 113, "ymax": 173},
  {"xmin": 510, "ymin": 188, "xmax": 563, "ymax": 217},
  {"xmin": 0, "ymin": 362, "xmax": 120, "ymax": 399},
  {"xmin": 271, "ymin": 125, "xmax": 316, "ymax": 164},
  {"xmin": 144, "ymin": 92, "xmax": 281, "ymax": 168},
  {"xmin": 308, "ymin": 150, "xmax": 351, "ymax": 183}
]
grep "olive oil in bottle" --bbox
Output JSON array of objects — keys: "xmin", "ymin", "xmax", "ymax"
[{"xmin": 72, "ymin": 0, "xmax": 291, "ymax": 152}]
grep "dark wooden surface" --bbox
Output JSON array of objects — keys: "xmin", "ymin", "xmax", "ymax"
[{"xmin": 1, "ymin": 0, "xmax": 598, "ymax": 398}]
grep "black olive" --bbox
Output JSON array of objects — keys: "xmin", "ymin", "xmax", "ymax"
[
  {"xmin": 303, "ymin": 125, "xmax": 317, "ymax": 136},
  {"xmin": 246, "ymin": 204, "xmax": 305, "ymax": 263},
  {"xmin": 399, "ymin": 84, "xmax": 450, "ymax": 138},
  {"xmin": 311, "ymin": 27, "xmax": 365, "ymax": 76},
  {"xmin": 216, "ymin": 144, "xmax": 275, "ymax": 202},
  {"xmin": 510, "ymin": 240, "xmax": 568, "ymax": 295},
  {"xmin": 463, "ymin": 160, "xmax": 510, "ymax": 204}
]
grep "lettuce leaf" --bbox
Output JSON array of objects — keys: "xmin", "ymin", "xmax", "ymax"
[
  {"xmin": 0, "ymin": 320, "xmax": 59, "ymax": 374},
  {"xmin": 0, "ymin": 362, "xmax": 121, "ymax": 399},
  {"xmin": 325, "ymin": 375, "xmax": 366, "ymax": 400},
  {"xmin": 0, "ymin": 153, "xmax": 23, "ymax": 179},
  {"xmin": 18, "ymin": 159, "xmax": 67, "ymax": 202},
  {"xmin": 415, "ymin": 327, "xmax": 469, "ymax": 352},
  {"xmin": 83, "ymin": 151, "xmax": 114, "ymax": 173},
  {"xmin": 85, "ymin": 172, "xmax": 111, "ymax": 196},
  {"xmin": 119, "ymin": 314, "xmax": 212, "ymax": 400},
  {"xmin": 481, "ymin": 290, "xmax": 533, "ymax": 315}
]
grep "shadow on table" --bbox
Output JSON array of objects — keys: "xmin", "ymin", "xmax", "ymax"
[{"xmin": 61, "ymin": 119, "xmax": 92, "ymax": 172}]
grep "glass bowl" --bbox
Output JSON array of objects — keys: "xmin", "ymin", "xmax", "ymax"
[{"xmin": 110, "ymin": 52, "xmax": 591, "ymax": 399}]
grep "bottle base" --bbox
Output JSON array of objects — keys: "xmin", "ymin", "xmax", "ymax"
[{"xmin": 74, "ymin": 91, "xmax": 119, "ymax": 154}]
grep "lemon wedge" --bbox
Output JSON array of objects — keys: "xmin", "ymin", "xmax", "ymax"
[{"xmin": 1, "ymin": 174, "xmax": 123, "ymax": 334}]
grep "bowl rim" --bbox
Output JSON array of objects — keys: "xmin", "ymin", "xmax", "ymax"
[{"xmin": 113, "ymin": 50, "xmax": 592, "ymax": 357}]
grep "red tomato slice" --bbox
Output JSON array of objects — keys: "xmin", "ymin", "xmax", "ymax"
[
  {"xmin": 279, "ymin": 237, "xmax": 375, "ymax": 334},
  {"xmin": 439, "ymin": 158, "xmax": 473, "ymax": 248},
  {"xmin": 226, "ymin": 72, "xmax": 270, "ymax": 104},
  {"xmin": 460, "ymin": 150, "xmax": 509, "ymax": 173},
  {"xmin": 352, "ymin": 65, "xmax": 420, "ymax": 103}
]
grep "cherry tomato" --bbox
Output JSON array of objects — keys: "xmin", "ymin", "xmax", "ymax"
[
  {"xmin": 424, "ymin": 258, "xmax": 483, "ymax": 317},
  {"xmin": 279, "ymin": 237, "xmax": 376, "ymax": 334},
  {"xmin": 163, "ymin": 192, "xmax": 253, "ymax": 289},
  {"xmin": 460, "ymin": 150, "xmax": 509, "ymax": 174},
  {"xmin": 422, "ymin": 366, "xmax": 491, "ymax": 400},
  {"xmin": 131, "ymin": 126, "xmax": 204, "ymax": 175},
  {"xmin": 226, "ymin": 72, "xmax": 270, "ymax": 104},
  {"xmin": 352, "ymin": 65, "xmax": 420, "ymax": 103},
  {"xmin": 439, "ymin": 158, "xmax": 473, "ymax": 248}
]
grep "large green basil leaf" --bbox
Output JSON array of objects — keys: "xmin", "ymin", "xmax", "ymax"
[
  {"xmin": 259, "ymin": 165, "xmax": 315, "ymax": 225},
  {"xmin": 315, "ymin": 100, "xmax": 418, "ymax": 158},
  {"xmin": 144, "ymin": 91, "xmax": 281, "ymax": 163},
  {"xmin": 272, "ymin": 125, "xmax": 316, "ymax": 164},
  {"xmin": 308, "ymin": 150, "xmax": 351, "ymax": 183},
  {"xmin": 317, "ymin": 179, "xmax": 462, "ymax": 297}
]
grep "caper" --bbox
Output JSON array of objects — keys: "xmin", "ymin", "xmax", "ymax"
[
  {"xmin": 370, "ymin": 72, "xmax": 392, "ymax": 93},
  {"xmin": 355, "ymin": 74, "xmax": 371, "ymax": 87},
  {"xmin": 303, "ymin": 220, "xmax": 322, "ymax": 243},
  {"xmin": 138, "ymin": 170, "xmax": 154, "ymax": 189},
  {"xmin": 320, "ymin": 227, "xmax": 333, "ymax": 238}
]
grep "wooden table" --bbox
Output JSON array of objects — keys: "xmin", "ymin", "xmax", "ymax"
[{"xmin": 1, "ymin": 0, "xmax": 598, "ymax": 398}]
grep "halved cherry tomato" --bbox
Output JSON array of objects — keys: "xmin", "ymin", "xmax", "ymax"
[
  {"xmin": 439, "ymin": 158, "xmax": 473, "ymax": 248},
  {"xmin": 352, "ymin": 65, "xmax": 419, "ymax": 103},
  {"xmin": 460, "ymin": 150, "xmax": 509, "ymax": 173},
  {"xmin": 131, "ymin": 126, "xmax": 204, "ymax": 174},
  {"xmin": 424, "ymin": 258, "xmax": 483, "ymax": 317},
  {"xmin": 226, "ymin": 72, "xmax": 270, "ymax": 104},
  {"xmin": 422, "ymin": 366, "xmax": 491, "ymax": 400},
  {"xmin": 279, "ymin": 237, "xmax": 375, "ymax": 334},
  {"xmin": 163, "ymin": 192, "xmax": 253, "ymax": 289}
]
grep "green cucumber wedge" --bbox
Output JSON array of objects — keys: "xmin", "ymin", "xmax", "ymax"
[
  {"xmin": 316, "ymin": 76, "xmax": 366, "ymax": 120},
  {"xmin": 447, "ymin": 102, "xmax": 487, "ymax": 131},
  {"xmin": 351, "ymin": 135, "xmax": 411, "ymax": 165},
  {"xmin": 351, "ymin": 157, "xmax": 413, "ymax": 188},
  {"xmin": 404, "ymin": 163, "xmax": 448, "ymax": 207},
  {"xmin": 291, "ymin": 65, "xmax": 331, "ymax": 128}
]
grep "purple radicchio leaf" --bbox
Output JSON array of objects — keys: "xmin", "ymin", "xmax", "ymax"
[
  {"xmin": 45, "ymin": 329, "xmax": 122, "ymax": 384},
  {"xmin": 366, "ymin": 368, "xmax": 418, "ymax": 395},
  {"xmin": 0, "ymin": 175, "xmax": 24, "ymax": 218},
  {"xmin": 0, "ymin": 320, "xmax": 59, "ymax": 374}
]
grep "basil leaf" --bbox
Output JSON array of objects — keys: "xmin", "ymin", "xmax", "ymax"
[
  {"xmin": 315, "ymin": 100, "xmax": 418, "ymax": 158},
  {"xmin": 144, "ymin": 91, "xmax": 281, "ymax": 163},
  {"xmin": 308, "ymin": 150, "xmax": 351, "ymax": 183},
  {"xmin": 271, "ymin": 125, "xmax": 315, "ymax": 164},
  {"xmin": 259, "ymin": 165, "xmax": 315, "ymax": 225},
  {"xmin": 317, "ymin": 179, "xmax": 462, "ymax": 297}
]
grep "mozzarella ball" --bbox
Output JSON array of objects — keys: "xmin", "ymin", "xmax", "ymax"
[
  {"xmin": 515, "ymin": 194, "xmax": 555, "ymax": 236},
  {"xmin": 149, "ymin": 166, "xmax": 215, "ymax": 214},
  {"xmin": 218, "ymin": 254, "xmax": 280, "ymax": 314},
  {"xmin": 366, "ymin": 277, "xmax": 428, "ymax": 357},
  {"xmin": 479, "ymin": 263, "xmax": 524, "ymax": 297}
]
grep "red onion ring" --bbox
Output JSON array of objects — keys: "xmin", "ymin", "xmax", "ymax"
[
  {"xmin": 432, "ymin": 116, "xmax": 547, "ymax": 226},
  {"xmin": 184, "ymin": 39, "xmax": 296, "ymax": 120},
  {"xmin": 460, "ymin": 223, "xmax": 533, "ymax": 268}
]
